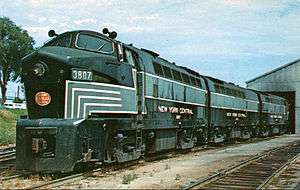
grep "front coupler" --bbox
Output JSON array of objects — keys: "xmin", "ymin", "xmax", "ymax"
[{"xmin": 16, "ymin": 118, "xmax": 84, "ymax": 173}]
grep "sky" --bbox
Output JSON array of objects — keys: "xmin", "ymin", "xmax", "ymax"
[{"xmin": 1, "ymin": 0, "xmax": 300, "ymax": 97}]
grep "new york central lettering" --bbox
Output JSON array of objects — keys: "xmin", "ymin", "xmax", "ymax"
[{"xmin": 158, "ymin": 105, "xmax": 193, "ymax": 115}]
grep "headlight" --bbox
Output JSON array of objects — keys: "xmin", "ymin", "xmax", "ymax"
[
  {"xmin": 33, "ymin": 62, "xmax": 46, "ymax": 76},
  {"xmin": 35, "ymin": 92, "xmax": 51, "ymax": 106}
]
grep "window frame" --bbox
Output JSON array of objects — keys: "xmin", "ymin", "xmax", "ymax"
[
  {"xmin": 124, "ymin": 48, "xmax": 137, "ymax": 66},
  {"xmin": 153, "ymin": 62, "xmax": 165, "ymax": 76},
  {"xmin": 196, "ymin": 78, "xmax": 202, "ymax": 89},
  {"xmin": 172, "ymin": 69, "xmax": 182, "ymax": 82},
  {"xmin": 162, "ymin": 65, "xmax": 173, "ymax": 79},
  {"xmin": 75, "ymin": 32, "xmax": 115, "ymax": 54},
  {"xmin": 181, "ymin": 73, "xmax": 191, "ymax": 84},
  {"xmin": 190, "ymin": 77, "xmax": 197, "ymax": 86}
]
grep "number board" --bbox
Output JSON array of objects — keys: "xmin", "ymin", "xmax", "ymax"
[{"xmin": 71, "ymin": 69, "xmax": 93, "ymax": 81}]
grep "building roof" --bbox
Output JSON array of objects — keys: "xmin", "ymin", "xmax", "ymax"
[{"xmin": 246, "ymin": 58, "xmax": 300, "ymax": 84}]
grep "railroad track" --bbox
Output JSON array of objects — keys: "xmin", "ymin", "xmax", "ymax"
[
  {"xmin": 24, "ymin": 169, "xmax": 101, "ymax": 189},
  {"xmin": 182, "ymin": 141, "xmax": 300, "ymax": 190},
  {"xmin": 0, "ymin": 167, "xmax": 99, "ymax": 188},
  {"xmin": 267, "ymin": 155, "xmax": 300, "ymax": 189},
  {"xmin": 0, "ymin": 146, "xmax": 16, "ymax": 170},
  {"xmin": 0, "ymin": 136, "xmax": 285, "ymax": 188},
  {"xmin": 0, "ymin": 149, "xmax": 16, "ymax": 160},
  {"xmin": 1, "ymin": 156, "xmax": 138, "ymax": 188},
  {"xmin": 22, "ymin": 137, "xmax": 282, "ymax": 189},
  {"xmin": 0, "ymin": 143, "xmax": 208, "ymax": 188},
  {"xmin": 25, "ymin": 161, "xmax": 140, "ymax": 189},
  {"xmin": 0, "ymin": 145, "xmax": 213, "ymax": 189}
]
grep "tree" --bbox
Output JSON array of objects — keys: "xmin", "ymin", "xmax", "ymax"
[{"xmin": 0, "ymin": 17, "xmax": 34, "ymax": 103}]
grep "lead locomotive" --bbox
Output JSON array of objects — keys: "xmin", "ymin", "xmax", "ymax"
[{"xmin": 16, "ymin": 29, "xmax": 289, "ymax": 172}]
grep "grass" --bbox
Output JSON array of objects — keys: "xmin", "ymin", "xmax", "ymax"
[{"xmin": 0, "ymin": 108, "xmax": 27, "ymax": 145}]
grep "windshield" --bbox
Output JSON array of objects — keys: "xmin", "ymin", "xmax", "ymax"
[
  {"xmin": 44, "ymin": 33, "xmax": 72, "ymax": 47},
  {"xmin": 76, "ymin": 33, "xmax": 114, "ymax": 53}
]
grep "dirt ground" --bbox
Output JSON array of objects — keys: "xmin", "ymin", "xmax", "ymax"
[{"xmin": 51, "ymin": 134, "xmax": 300, "ymax": 189}]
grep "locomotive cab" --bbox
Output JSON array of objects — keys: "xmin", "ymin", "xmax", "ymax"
[
  {"xmin": 17, "ymin": 29, "xmax": 141, "ymax": 172},
  {"xmin": 21, "ymin": 29, "xmax": 135, "ymax": 119}
]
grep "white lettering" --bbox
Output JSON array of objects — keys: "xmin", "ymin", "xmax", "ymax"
[{"xmin": 157, "ymin": 105, "xmax": 193, "ymax": 115}]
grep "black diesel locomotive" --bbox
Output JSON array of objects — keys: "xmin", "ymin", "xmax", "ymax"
[{"xmin": 16, "ymin": 29, "xmax": 289, "ymax": 172}]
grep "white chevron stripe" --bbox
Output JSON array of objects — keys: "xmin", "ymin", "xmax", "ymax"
[
  {"xmin": 71, "ymin": 88, "xmax": 121, "ymax": 118},
  {"xmin": 77, "ymin": 95, "xmax": 122, "ymax": 118},
  {"xmin": 83, "ymin": 103, "xmax": 122, "ymax": 117},
  {"xmin": 65, "ymin": 80, "xmax": 138, "ymax": 119},
  {"xmin": 64, "ymin": 80, "xmax": 69, "ymax": 118},
  {"xmin": 73, "ymin": 118, "xmax": 85, "ymax": 125},
  {"xmin": 67, "ymin": 80, "xmax": 136, "ymax": 90},
  {"xmin": 89, "ymin": 110, "xmax": 138, "ymax": 114}
]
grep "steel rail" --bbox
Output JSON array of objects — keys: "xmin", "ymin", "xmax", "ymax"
[
  {"xmin": 0, "ymin": 151, "xmax": 16, "ymax": 159},
  {"xmin": 0, "ymin": 174, "xmax": 24, "ymax": 181},
  {"xmin": 0, "ymin": 136, "xmax": 281, "ymax": 188},
  {"xmin": 0, "ymin": 146, "xmax": 16, "ymax": 162},
  {"xmin": 0, "ymin": 146, "xmax": 16, "ymax": 153},
  {"xmin": 0, "ymin": 150, "xmax": 15, "ymax": 156},
  {"xmin": 26, "ymin": 168, "xmax": 103, "ymax": 189},
  {"xmin": 0, "ymin": 149, "xmax": 16, "ymax": 164},
  {"xmin": 182, "ymin": 142, "xmax": 300, "ymax": 190},
  {"xmin": 257, "ymin": 151, "xmax": 300, "ymax": 190}
]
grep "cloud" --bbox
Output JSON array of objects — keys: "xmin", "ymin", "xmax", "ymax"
[
  {"xmin": 164, "ymin": 40, "xmax": 252, "ymax": 58},
  {"xmin": 124, "ymin": 26, "xmax": 144, "ymax": 33},
  {"xmin": 132, "ymin": 14, "xmax": 160, "ymax": 22},
  {"xmin": 26, "ymin": 26, "xmax": 51, "ymax": 34},
  {"xmin": 1, "ymin": 0, "xmax": 300, "ymax": 88},
  {"xmin": 74, "ymin": 18, "xmax": 97, "ymax": 26},
  {"xmin": 27, "ymin": 0, "xmax": 47, "ymax": 5}
]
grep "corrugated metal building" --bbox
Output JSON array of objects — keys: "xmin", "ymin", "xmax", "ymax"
[{"xmin": 246, "ymin": 59, "xmax": 300, "ymax": 133}]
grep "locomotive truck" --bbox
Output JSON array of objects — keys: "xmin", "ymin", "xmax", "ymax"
[{"xmin": 16, "ymin": 29, "xmax": 289, "ymax": 172}]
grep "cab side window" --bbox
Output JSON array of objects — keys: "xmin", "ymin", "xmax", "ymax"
[
  {"xmin": 153, "ymin": 62, "xmax": 164, "ymax": 76},
  {"xmin": 124, "ymin": 49, "xmax": 135, "ymax": 66}
]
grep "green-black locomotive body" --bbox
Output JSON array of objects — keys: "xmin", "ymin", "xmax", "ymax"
[{"xmin": 16, "ymin": 29, "xmax": 289, "ymax": 172}]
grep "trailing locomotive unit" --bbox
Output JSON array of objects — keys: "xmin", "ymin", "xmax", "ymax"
[
  {"xmin": 205, "ymin": 77, "xmax": 288, "ymax": 142},
  {"xmin": 16, "ymin": 29, "xmax": 289, "ymax": 172}
]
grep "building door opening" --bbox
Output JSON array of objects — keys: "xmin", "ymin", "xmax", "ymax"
[{"xmin": 267, "ymin": 91, "xmax": 295, "ymax": 134}]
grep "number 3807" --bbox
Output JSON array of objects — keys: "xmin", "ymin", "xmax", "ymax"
[{"xmin": 72, "ymin": 69, "xmax": 93, "ymax": 81}]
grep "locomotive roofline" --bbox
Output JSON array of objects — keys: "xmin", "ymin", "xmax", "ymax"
[
  {"xmin": 24, "ymin": 29, "xmax": 287, "ymax": 104},
  {"xmin": 25, "ymin": 29, "xmax": 288, "ymax": 104},
  {"xmin": 44, "ymin": 30, "xmax": 116, "ymax": 46}
]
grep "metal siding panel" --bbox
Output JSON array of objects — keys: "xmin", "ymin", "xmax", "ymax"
[
  {"xmin": 145, "ymin": 74, "xmax": 154, "ymax": 96},
  {"xmin": 185, "ymin": 86, "xmax": 206, "ymax": 105},
  {"xmin": 174, "ymin": 83, "xmax": 184, "ymax": 101},
  {"xmin": 159, "ymin": 80, "xmax": 169, "ymax": 99}
]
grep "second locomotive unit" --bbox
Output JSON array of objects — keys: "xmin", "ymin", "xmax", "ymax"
[{"xmin": 16, "ymin": 29, "xmax": 289, "ymax": 172}]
